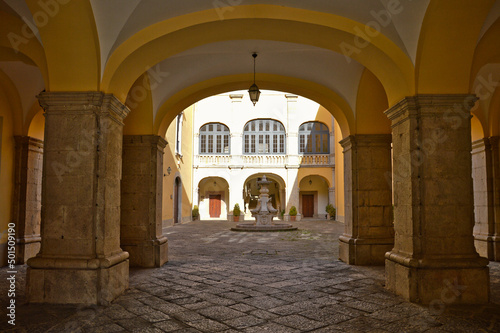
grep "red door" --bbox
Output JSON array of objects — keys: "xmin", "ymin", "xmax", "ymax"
[
  {"xmin": 209, "ymin": 195, "xmax": 221, "ymax": 218},
  {"xmin": 303, "ymin": 195, "xmax": 314, "ymax": 218}
]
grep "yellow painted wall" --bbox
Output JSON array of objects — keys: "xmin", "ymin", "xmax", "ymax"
[
  {"xmin": 0, "ymin": 90, "xmax": 15, "ymax": 266},
  {"xmin": 27, "ymin": 110, "xmax": 45, "ymax": 140},
  {"xmin": 162, "ymin": 105, "xmax": 194, "ymax": 226},
  {"xmin": 334, "ymin": 119, "xmax": 344, "ymax": 222}
]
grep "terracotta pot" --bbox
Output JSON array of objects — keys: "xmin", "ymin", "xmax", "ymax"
[
  {"xmin": 234, "ymin": 216, "xmax": 240, "ymax": 222},
  {"xmin": 290, "ymin": 216, "xmax": 296, "ymax": 221}
]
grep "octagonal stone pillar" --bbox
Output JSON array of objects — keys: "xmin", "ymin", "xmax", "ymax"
[
  {"xmin": 385, "ymin": 95, "xmax": 489, "ymax": 304},
  {"xmin": 339, "ymin": 134, "xmax": 394, "ymax": 265},
  {"xmin": 26, "ymin": 92, "xmax": 130, "ymax": 305},
  {"xmin": 121, "ymin": 135, "xmax": 168, "ymax": 267}
]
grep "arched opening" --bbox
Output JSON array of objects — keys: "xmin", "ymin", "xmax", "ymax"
[
  {"xmin": 197, "ymin": 177, "xmax": 229, "ymax": 220},
  {"xmin": 243, "ymin": 173, "xmax": 286, "ymax": 219},
  {"xmin": 299, "ymin": 175, "xmax": 330, "ymax": 219}
]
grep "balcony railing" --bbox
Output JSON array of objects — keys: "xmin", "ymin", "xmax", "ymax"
[
  {"xmin": 300, "ymin": 154, "xmax": 331, "ymax": 166},
  {"xmin": 197, "ymin": 155, "xmax": 231, "ymax": 165},
  {"xmin": 195, "ymin": 154, "xmax": 332, "ymax": 167},
  {"xmin": 241, "ymin": 155, "xmax": 287, "ymax": 165}
]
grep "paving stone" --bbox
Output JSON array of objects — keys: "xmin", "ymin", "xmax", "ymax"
[
  {"xmin": 223, "ymin": 315, "xmax": 266, "ymax": 329},
  {"xmin": 2, "ymin": 220, "xmax": 499, "ymax": 333},
  {"xmin": 300, "ymin": 308, "xmax": 352, "ymax": 325},
  {"xmin": 153, "ymin": 320, "xmax": 185, "ymax": 332},
  {"xmin": 187, "ymin": 318, "xmax": 230, "ymax": 331},
  {"xmin": 241, "ymin": 295, "xmax": 287, "ymax": 309},
  {"xmin": 273, "ymin": 314, "xmax": 326, "ymax": 331},
  {"xmin": 228, "ymin": 303, "xmax": 256, "ymax": 312},
  {"xmin": 172, "ymin": 310, "xmax": 206, "ymax": 322},
  {"xmin": 198, "ymin": 305, "xmax": 246, "ymax": 321},
  {"xmin": 141, "ymin": 310, "xmax": 171, "ymax": 322},
  {"xmin": 116, "ymin": 316, "xmax": 152, "ymax": 331},
  {"xmin": 243, "ymin": 322, "xmax": 301, "ymax": 333}
]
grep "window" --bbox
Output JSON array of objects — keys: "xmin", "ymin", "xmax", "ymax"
[
  {"xmin": 175, "ymin": 113, "xmax": 183, "ymax": 155},
  {"xmin": 243, "ymin": 119, "xmax": 285, "ymax": 154},
  {"xmin": 299, "ymin": 122, "xmax": 329, "ymax": 154},
  {"xmin": 199, "ymin": 123, "xmax": 230, "ymax": 154}
]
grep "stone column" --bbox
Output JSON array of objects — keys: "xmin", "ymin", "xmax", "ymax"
[
  {"xmin": 12, "ymin": 136, "xmax": 43, "ymax": 264},
  {"xmin": 472, "ymin": 139, "xmax": 495, "ymax": 259},
  {"xmin": 121, "ymin": 135, "xmax": 168, "ymax": 267},
  {"xmin": 338, "ymin": 135, "xmax": 393, "ymax": 265},
  {"xmin": 489, "ymin": 136, "xmax": 500, "ymax": 260},
  {"xmin": 285, "ymin": 167, "xmax": 301, "ymax": 221},
  {"xmin": 385, "ymin": 95, "xmax": 489, "ymax": 304},
  {"xmin": 27, "ymin": 92, "xmax": 130, "ymax": 305}
]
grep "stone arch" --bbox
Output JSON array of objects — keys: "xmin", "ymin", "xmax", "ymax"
[
  {"xmin": 197, "ymin": 176, "xmax": 230, "ymax": 219},
  {"xmin": 155, "ymin": 74, "xmax": 354, "ymax": 139},
  {"xmin": 298, "ymin": 174, "xmax": 331, "ymax": 219},
  {"xmin": 102, "ymin": 5, "xmax": 414, "ymax": 105}
]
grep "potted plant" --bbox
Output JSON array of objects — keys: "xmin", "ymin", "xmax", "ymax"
[
  {"xmin": 192, "ymin": 205, "xmax": 199, "ymax": 221},
  {"xmin": 233, "ymin": 203, "xmax": 241, "ymax": 222},
  {"xmin": 326, "ymin": 204, "xmax": 336, "ymax": 220},
  {"xmin": 289, "ymin": 206, "xmax": 297, "ymax": 221}
]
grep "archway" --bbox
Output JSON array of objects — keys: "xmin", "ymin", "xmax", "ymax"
[
  {"xmin": 173, "ymin": 176, "xmax": 182, "ymax": 224},
  {"xmin": 198, "ymin": 177, "xmax": 229, "ymax": 220},
  {"xmin": 299, "ymin": 175, "xmax": 330, "ymax": 219},
  {"xmin": 243, "ymin": 173, "xmax": 286, "ymax": 219}
]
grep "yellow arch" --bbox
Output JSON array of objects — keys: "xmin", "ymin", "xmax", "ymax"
[
  {"xmin": 0, "ymin": 11, "xmax": 48, "ymax": 85},
  {"xmin": 415, "ymin": 0, "xmax": 495, "ymax": 93},
  {"xmin": 25, "ymin": 0, "xmax": 99, "ymax": 90},
  {"xmin": 0, "ymin": 69, "xmax": 23, "ymax": 135},
  {"xmin": 471, "ymin": 18, "xmax": 500, "ymax": 89},
  {"xmin": 298, "ymin": 173, "xmax": 331, "ymax": 188},
  {"xmin": 355, "ymin": 68, "xmax": 390, "ymax": 134},
  {"xmin": 102, "ymin": 5, "xmax": 414, "ymax": 105},
  {"xmin": 154, "ymin": 74, "xmax": 354, "ymax": 139},
  {"xmin": 488, "ymin": 86, "xmax": 500, "ymax": 136},
  {"xmin": 123, "ymin": 72, "xmax": 155, "ymax": 135},
  {"xmin": 25, "ymin": 100, "xmax": 44, "ymax": 137}
]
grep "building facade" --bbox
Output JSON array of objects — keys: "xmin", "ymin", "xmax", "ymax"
[{"xmin": 190, "ymin": 91, "xmax": 336, "ymax": 221}]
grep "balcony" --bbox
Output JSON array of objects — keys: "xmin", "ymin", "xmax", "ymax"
[{"xmin": 195, "ymin": 154, "xmax": 333, "ymax": 168}]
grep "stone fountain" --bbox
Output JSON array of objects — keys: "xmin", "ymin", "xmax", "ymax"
[{"xmin": 231, "ymin": 175, "xmax": 297, "ymax": 232}]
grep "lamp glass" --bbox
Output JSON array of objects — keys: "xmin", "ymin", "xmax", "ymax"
[{"xmin": 248, "ymin": 83, "xmax": 261, "ymax": 106}]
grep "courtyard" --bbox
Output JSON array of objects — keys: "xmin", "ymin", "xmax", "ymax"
[{"xmin": 1, "ymin": 220, "xmax": 500, "ymax": 332}]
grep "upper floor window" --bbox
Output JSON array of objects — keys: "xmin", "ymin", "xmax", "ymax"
[
  {"xmin": 175, "ymin": 113, "xmax": 183, "ymax": 156},
  {"xmin": 299, "ymin": 122, "xmax": 329, "ymax": 154},
  {"xmin": 243, "ymin": 119, "xmax": 285, "ymax": 154},
  {"xmin": 199, "ymin": 123, "xmax": 230, "ymax": 154}
]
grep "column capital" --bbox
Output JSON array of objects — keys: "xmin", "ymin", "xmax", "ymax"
[
  {"xmin": 123, "ymin": 135, "xmax": 167, "ymax": 150},
  {"xmin": 37, "ymin": 91, "xmax": 130, "ymax": 123},
  {"xmin": 385, "ymin": 94, "xmax": 477, "ymax": 125},
  {"xmin": 339, "ymin": 134, "xmax": 392, "ymax": 151}
]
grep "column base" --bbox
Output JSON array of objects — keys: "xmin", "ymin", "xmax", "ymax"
[
  {"xmin": 474, "ymin": 234, "xmax": 500, "ymax": 261},
  {"xmin": 385, "ymin": 251, "xmax": 490, "ymax": 304},
  {"xmin": 122, "ymin": 237, "xmax": 168, "ymax": 268},
  {"xmin": 27, "ymin": 252, "xmax": 129, "ymax": 305},
  {"xmin": 16, "ymin": 237, "xmax": 41, "ymax": 264},
  {"xmin": 339, "ymin": 236, "xmax": 393, "ymax": 265}
]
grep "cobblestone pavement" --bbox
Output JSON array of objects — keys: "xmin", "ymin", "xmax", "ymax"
[{"xmin": 1, "ymin": 220, "xmax": 500, "ymax": 332}]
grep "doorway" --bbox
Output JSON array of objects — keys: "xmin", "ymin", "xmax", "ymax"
[
  {"xmin": 302, "ymin": 194, "xmax": 314, "ymax": 218},
  {"xmin": 209, "ymin": 195, "xmax": 221, "ymax": 218},
  {"xmin": 174, "ymin": 177, "xmax": 181, "ymax": 223}
]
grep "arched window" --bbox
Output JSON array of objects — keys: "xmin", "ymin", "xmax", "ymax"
[
  {"xmin": 243, "ymin": 119, "xmax": 285, "ymax": 154},
  {"xmin": 299, "ymin": 122, "xmax": 329, "ymax": 154},
  {"xmin": 199, "ymin": 123, "xmax": 230, "ymax": 154}
]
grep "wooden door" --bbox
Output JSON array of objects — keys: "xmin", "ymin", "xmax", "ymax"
[
  {"xmin": 303, "ymin": 195, "xmax": 314, "ymax": 217},
  {"xmin": 209, "ymin": 195, "xmax": 221, "ymax": 218}
]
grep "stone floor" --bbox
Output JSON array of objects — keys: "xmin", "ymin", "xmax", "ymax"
[{"xmin": 1, "ymin": 220, "xmax": 500, "ymax": 332}]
